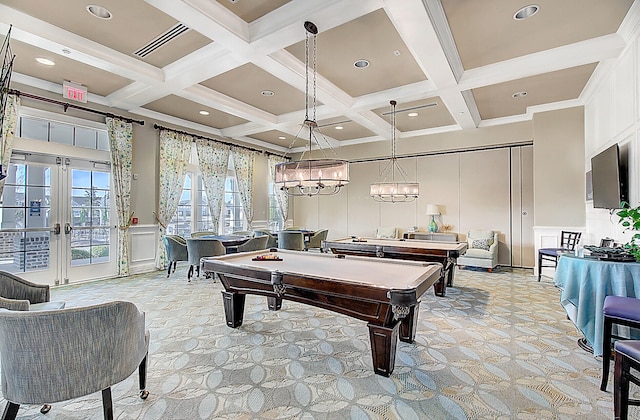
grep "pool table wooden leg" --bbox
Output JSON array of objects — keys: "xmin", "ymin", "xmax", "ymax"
[
  {"xmin": 267, "ymin": 296, "xmax": 282, "ymax": 311},
  {"xmin": 367, "ymin": 321, "xmax": 400, "ymax": 377},
  {"xmin": 433, "ymin": 274, "xmax": 446, "ymax": 297},
  {"xmin": 398, "ymin": 303, "xmax": 420, "ymax": 343},
  {"xmin": 221, "ymin": 290, "xmax": 245, "ymax": 328}
]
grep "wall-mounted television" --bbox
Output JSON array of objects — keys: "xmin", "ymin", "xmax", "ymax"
[{"xmin": 591, "ymin": 144, "xmax": 627, "ymax": 209}]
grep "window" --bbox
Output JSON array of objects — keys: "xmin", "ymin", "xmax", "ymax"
[
  {"xmin": 167, "ymin": 174, "xmax": 193, "ymax": 237},
  {"xmin": 223, "ymin": 176, "xmax": 247, "ymax": 234},
  {"xmin": 268, "ymin": 182, "xmax": 283, "ymax": 231},
  {"xmin": 18, "ymin": 116, "xmax": 109, "ymax": 151},
  {"xmin": 166, "ymin": 160, "xmax": 247, "ymax": 236}
]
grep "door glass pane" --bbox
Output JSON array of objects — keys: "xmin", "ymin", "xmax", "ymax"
[
  {"xmin": 70, "ymin": 169, "xmax": 111, "ymax": 266},
  {"xmin": 0, "ymin": 163, "xmax": 52, "ymax": 273}
]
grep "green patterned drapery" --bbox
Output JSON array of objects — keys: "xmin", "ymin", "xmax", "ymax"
[
  {"xmin": 106, "ymin": 117, "xmax": 133, "ymax": 276},
  {"xmin": 155, "ymin": 130, "xmax": 192, "ymax": 269},
  {"xmin": 196, "ymin": 139, "xmax": 230, "ymax": 232},
  {"xmin": 0, "ymin": 94, "xmax": 19, "ymax": 198},
  {"xmin": 268, "ymin": 155, "xmax": 289, "ymax": 222},
  {"xmin": 231, "ymin": 147, "xmax": 255, "ymax": 227}
]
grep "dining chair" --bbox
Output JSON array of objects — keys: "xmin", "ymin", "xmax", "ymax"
[
  {"xmin": 0, "ymin": 301, "xmax": 149, "ymax": 420},
  {"xmin": 0, "ymin": 271, "xmax": 65, "ymax": 311},
  {"xmin": 537, "ymin": 231, "xmax": 581, "ymax": 281},
  {"xmin": 253, "ymin": 230, "xmax": 278, "ymax": 248},
  {"xmin": 277, "ymin": 231, "xmax": 305, "ymax": 251},
  {"xmin": 613, "ymin": 340, "xmax": 640, "ymax": 419},
  {"xmin": 305, "ymin": 229, "xmax": 328, "ymax": 251},
  {"xmin": 186, "ymin": 238, "xmax": 226, "ymax": 281},
  {"xmin": 236, "ymin": 235, "xmax": 269, "ymax": 253},
  {"xmin": 601, "ymin": 296, "xmax": 640, "ymax": 391},
  {"xmin": 162, "ymin": 235, "xmax": 188, "ymax": 278},
  {"xmin": 190, "ymin": 231, "xmax": 218, "ymax": 238}
]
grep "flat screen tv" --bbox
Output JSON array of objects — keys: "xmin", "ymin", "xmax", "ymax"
[{"xmin": 591, "ymin": 144, "xmax": 627, "ymax": 209}]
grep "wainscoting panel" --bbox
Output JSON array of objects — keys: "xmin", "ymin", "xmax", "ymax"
[{"xmin": 130, "ymin": 224, "xmax": 157, "ymax": 274}]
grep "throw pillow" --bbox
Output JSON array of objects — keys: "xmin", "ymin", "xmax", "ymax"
[{"xmin": 472, "ymin": 238, "xmax": 492, "ymax": 250}]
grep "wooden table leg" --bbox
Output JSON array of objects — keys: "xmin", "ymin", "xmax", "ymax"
[
  {"xmin": 221, "ymin": 290, "xmax": 246, "ymax": 328},
  {"xmin": 367, "ymin": 321, "xmax": 400, "ymax": 377},
  {"xmin": 399, "ymin": 303, "xmax": 419, "ymax": 343}
]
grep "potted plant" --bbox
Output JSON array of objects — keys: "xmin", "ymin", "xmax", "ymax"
[{"xmin": 616, "ymin": 202, "xmax": 640, "ymax": 261}]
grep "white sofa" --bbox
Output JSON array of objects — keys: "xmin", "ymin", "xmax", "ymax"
[{"xmin": 457, "ymin": 230, "xmax": 499, "ymax": 272}]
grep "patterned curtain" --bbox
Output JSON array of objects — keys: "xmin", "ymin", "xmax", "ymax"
[
  {"xmin": 155, "ymin": 130, "xmax": 192, "ymax": 269},
  {"xmin": 196, "ymin": 139, "xmax": 230, "ymax": 232},
  {"xmin": 0, "ymin": 94, "xmax": 20, "ymax": 198},
  {"xmin": 231, "ymin": 147, "xmax": 255, "ymax": 227},
  {"xmin": 268, "ymin": 155, "xmax": 288, "ymax": 222},
  {"xmin": 106, "ymin": 117, "xmax": 133, "ymax": 277}
]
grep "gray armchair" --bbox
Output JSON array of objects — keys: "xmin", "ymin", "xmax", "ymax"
[
  {"xmin": 236, "ymin": 235, "xmax": 269, "ymax": 253},
  {"xmin": 0, "ymin": 271, "xmax": 64, "ymax": 311},
  {"xmin": 190, "ymin": 231, "xmax": 217, "ymax": 238},
  {"xmin": 278, "ymin": 231, "xmax": 305, "ymax": 251},
  {"xmin": 305, "ymin": 229, "xmax": 328, "ymax": 251},
  {"xmin": 0, "ymin": 301, "xmax": 149, "ymax": 420},
  {"xmin": 163, "ymin": 235, "xmax": 188, "ymax": 278},
  {"xmin": 253, "ymin": 230, "xmax": 278, "ymax": 248},
  {"xmin": 186, "ymin": 238, "xmax": 226, "ymax": 281}
]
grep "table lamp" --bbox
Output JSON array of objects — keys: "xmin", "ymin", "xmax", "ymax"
[{"xmin": 426, "ymin": 204, "xmax": 440, "ymax": 233}]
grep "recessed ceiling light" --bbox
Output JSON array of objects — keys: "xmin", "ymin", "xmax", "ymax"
[
  {"xmin": 35, "ymin": 57, "xmax": 55, "ymax": 66},
  {"xmin": 353, "ymin": 59, "xmax": 370, "ymax": 69},
  {"xmin": 86, "ymin": 5, "xmax": 113, "ymax": 19},
  {"xmin": 199, "ymin": 110, "xmax": 210, "ymax": 116},
  {"xmin": 278, "ymin": 136, "xmax": 286, "ymax": 140},
  {"xmin": 335, "ymin": 126, "xmax": 344, "ymax": 130},
  {"xmin": 393, "ymin": 50, "xmax": 401, "ymax": 56},
  {"xmin": 514, "ymin": 5, "xmax": 539, "ymax": 20},
  {"xmin": 407, "ymin": 112, "xmax": 418, "ymax": 117},
  {"xmin": 512, "ymin": 91, "xmax": 528, "ymax": 98},
  {"xmin": 261, "ymin": 90, "xmax": 274, "ymax": 96}
]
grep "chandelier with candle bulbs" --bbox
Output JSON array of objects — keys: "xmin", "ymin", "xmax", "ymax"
[
  {"xmin": 370, "ymin": 100, "xmax": 419, "ymax": 202},
  {"xmin": 274, "ymin": 21, "xmax": 349, "ymax": 197}
]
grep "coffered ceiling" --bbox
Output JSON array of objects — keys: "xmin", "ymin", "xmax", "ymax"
[{"xmin": 0, "ymin": 0, "xmax": 637, "ymax": 153}]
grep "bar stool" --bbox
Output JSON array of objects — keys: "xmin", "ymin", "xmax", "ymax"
[
  {"xmin": 601, "ymin": 296, "xmax": 640, "ymax": 391},
  {"xmin": 614, "ymin": 340, "xmax": 640, "ymax": 419}
]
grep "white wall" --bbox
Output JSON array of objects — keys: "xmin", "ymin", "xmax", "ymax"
[{"xmin": 583, "ymin": 21, "xmax": 640, "ymax": 247}]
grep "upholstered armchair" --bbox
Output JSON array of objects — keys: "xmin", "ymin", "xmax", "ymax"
[
  {"xmin": 0, "ymin": 301, "xmax": 149, "ymax": 420},
  {"xmin": 375, "ymin": 227, "xmax": 398, "ymax": 239},
  {"xmin": 0, "ymin": 271, "xmax": 64, "ymax": 311},
  {"xmin": 162, "ymin": 235, "xmax": 188, "ymax": 278},
  {"xmin": 457, "ymin": 230, "xmax": 499, "ymax": 272},
  {"xmin": 253, "ymin": 230, "xmax": 278, "ymax": 248},
  {"xmin": 190, "ymin": 231, "xmax": 218, "ymax": 238},
  {"xmin": 186, "ymin": 238, "xmax": 226, "ymax": 281},
  {"xmin": 305, "ymin": 229, "xmax": 328, "ymax": 251},
  {"xmin": 236, "ymin": 235, "xmax": 269, "ymax": 253},
  {"xmin": 277, "ymin": 231, "xmax": 305, "ymax": 251}
]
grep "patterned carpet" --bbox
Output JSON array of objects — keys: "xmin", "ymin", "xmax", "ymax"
[{"xmin": 1, "ymin": 265, "xmax": 634, "ymax": 419}]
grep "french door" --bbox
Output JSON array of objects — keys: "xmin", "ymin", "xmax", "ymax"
[{"xmin": 0, "ymin": 154, "xmax": 117, "ymax": 285}]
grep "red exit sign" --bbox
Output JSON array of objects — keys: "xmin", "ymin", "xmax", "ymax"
[{"xmin": 63, "ymin": 81, "xmax": 88, "ymax": 103}]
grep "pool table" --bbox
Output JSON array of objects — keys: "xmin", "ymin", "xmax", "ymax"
[
  {"xmin": 201, "ymin": 249, "xmax": 442, "ymax": 376},
  {"xmin": 322, "ymin": 237, "xmax": 468, "ymax": 297}
]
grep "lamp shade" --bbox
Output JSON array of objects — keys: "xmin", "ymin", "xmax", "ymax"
[{"xmin": 426, "ymin": 204, "xmax": 440, "ymax": 215}]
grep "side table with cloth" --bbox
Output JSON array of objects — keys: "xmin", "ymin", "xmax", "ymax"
[{"xmin": 553, "ymin": 254, "xmax": 640, "ymax": 357}]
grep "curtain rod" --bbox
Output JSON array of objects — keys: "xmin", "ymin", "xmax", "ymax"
[
  {"xmin": 153, "ymin": 123, "xmax": 283, "ymax": 158},
  {"xmin": 9, "ymin": 89, "xmax": 145, "ymax": 125}
]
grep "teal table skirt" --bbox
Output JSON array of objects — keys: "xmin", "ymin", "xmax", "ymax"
[{"xmin": 553, "ymin": 254, "xmax": 640, "ymax": 357}]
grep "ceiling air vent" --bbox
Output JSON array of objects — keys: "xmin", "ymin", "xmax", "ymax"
[{"xmin": 133, "ymin": 23, "xmax": 190, "ymax": 58}]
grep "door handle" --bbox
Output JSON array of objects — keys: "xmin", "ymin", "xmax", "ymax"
[
  {"xmin": 53, "ymin": 223, "xmax": 61, "ymax": 235},
  {"xmin": 64, "ymin": 223, "xmax": 72, "ymax": 234}
]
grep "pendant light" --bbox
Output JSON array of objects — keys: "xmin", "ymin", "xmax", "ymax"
[
  {"xmin": 274, "ymin": 21, "xmax": 349, "ymax": 197},
  {"xmin": 370, "ymin": 100, "xmax": 419, "ymax": 202}
]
